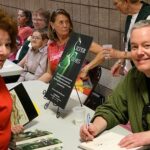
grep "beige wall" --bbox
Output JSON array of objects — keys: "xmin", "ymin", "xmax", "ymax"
[{"xmin": 0, "ymin": 0, "xmax": 150, "ymax": 69}]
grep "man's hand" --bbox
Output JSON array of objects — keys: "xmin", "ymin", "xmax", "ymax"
[
  {"xmin": 119, "ymin": 131, "xmax": 150, "ymax": 149},
  {"xmin": 80, "ymin": 123, "xmax": 99, "ymax": 141}
]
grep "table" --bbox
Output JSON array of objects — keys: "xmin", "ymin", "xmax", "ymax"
[
  {"xmin": 0, "ymin": 59, "xmax": 23, "ymax": 77},
  {"xmin": 7, "ymin": 80, "xmax": 131, "ymax": 150}
]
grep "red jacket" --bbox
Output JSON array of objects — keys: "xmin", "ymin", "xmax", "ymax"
[{"xmin": 0, "ymin": 77, "xmax": 12, "ymax": 150}]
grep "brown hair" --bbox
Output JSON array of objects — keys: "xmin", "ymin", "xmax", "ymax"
[
  {"xmin": 33, "ymin": 28, "xmax": 49, "ymax": 40},
  {"xmin": 34, "ymin": 8, "xmax": 50, "ymax": 28},
  {"xmin": 0, "ymin": 10, "xmax": 18, "ymax": 51},
  {"xmin": 49, "ymin": 9, "xmax": 73, "ymax": 40},
  {"xmin": 19, "ymin": 9, "xmax": 33, "ymax": 27},
  {"xmin": 129, "ymin": 0, "xmax": 139, "ymax": 3}
]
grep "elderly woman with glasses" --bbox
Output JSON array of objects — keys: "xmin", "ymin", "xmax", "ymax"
[{"xmin": 80, "ymin": 20, "xmax": 150, "ymax": 149}]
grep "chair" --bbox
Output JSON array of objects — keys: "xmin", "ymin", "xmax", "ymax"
[{"xmin": 84, "ymin": 65, "xmax": 105, "ymax": 110}]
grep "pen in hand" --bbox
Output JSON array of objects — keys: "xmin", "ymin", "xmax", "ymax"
[{"xmin": 86, "ymin": 113, "xmax": 91, "ymax": 129}]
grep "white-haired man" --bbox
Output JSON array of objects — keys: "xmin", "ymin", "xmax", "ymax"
[{"xmin": 80, "ymin": 20, "xmax": 150, "ymax": 149}]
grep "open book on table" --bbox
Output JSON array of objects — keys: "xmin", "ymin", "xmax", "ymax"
[
  {"xmin": 79, "ymin": 132, "xmax": 145, "ymax": 150},
  {"xmin": 14, "ymin": 129, "xmax": 63, "ymax": 150},
  {"xmin": 9, "ymin": 83, "xmax": 39, "ymax": 126}
]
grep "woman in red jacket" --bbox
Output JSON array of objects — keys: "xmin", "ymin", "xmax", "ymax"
[{"xmin": 0, "ymin": 10, "xmax": 18, "ymax": 150}]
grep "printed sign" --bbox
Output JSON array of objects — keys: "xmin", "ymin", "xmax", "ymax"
[{"xmin": 45, "ymin": 32, "xmax": 93, "ymax": 109}]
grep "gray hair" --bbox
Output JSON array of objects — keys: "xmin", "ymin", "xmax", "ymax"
[
  {"xmin": 118, "ymin": 0, "xmax": 139, "ymax": 3},
  {"xmin": 131, "ymin": 20, "xmax": 150, "ymax": 32}
]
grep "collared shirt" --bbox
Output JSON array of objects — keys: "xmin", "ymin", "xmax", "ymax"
[{"xmin": 18, "ymin": 45, "xmax": 48, "ymax": 82}]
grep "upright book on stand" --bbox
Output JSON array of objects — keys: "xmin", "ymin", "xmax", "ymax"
[
  {"xmin": 9, "ymin": 83, "xmax": 39, "ymax": 126},
  {"xmin": 45, "ymin": 32, "xmax": 93, "ymax": 111}
]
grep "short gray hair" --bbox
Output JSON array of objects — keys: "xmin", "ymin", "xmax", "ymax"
[{"xmin": 131, "ymin": 20, "xmax": 150, "ymax": 32}]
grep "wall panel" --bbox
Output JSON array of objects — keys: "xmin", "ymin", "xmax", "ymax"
[{"xmin": 0, "ymin": 0, "xmax": 149, "ymax": 68}]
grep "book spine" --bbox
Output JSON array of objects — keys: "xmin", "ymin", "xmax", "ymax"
[{"xmin": 35, "ymin": 143, "xmax": 63, "ymax": 150}]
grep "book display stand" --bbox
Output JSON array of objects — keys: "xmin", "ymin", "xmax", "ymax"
[{"xmin": 43, "ymin": 85, "xmax": 83, "ymax": 118}]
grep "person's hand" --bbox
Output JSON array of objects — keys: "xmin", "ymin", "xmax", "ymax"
[
  {"xmin": 11, "ymin": 125, "xmax": 24, "ymax": 134},
  {"xmin": 80, "ymin": 123, "xmax": 99, "ymax": 141},
  {"xmin": 103, "ymin": 48, "xmax": 119, "ymax": 59},
  {"xmin": 111, "ymin": 59, "xmax": 124, "ymax": 76},
  {"xmin": 79, "ymin": 65, "xmax": 89, "ymax": 80},
  {"xmin": 119, "ymin": 131, "xmax": 150, "ymax": 149}
]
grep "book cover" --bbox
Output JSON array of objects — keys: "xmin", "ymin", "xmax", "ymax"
[
  {"xmin": 16, "ymin": 136, "xmax": 63, "ymax": 150},
  {"xmin": 79, "ymin": 132, "xmax": 144, "ymax": 150},
  {"xmin": 14, "ymin": 129, "xmax": 53, "ymax": 145},
  {"xmin": 45, "ymin": 32, "xmax": 93, "ymax": 109},
  {"xmin": 10, "ymin": 83, "xmax": 39, "ymax": 126}
]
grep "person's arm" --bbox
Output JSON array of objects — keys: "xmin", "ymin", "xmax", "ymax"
[
  {"xmin": 111, "ymin": 59, "xmax": 125, "ymax": 76},
  {"xmin": 88, "ymin": 42, "xmax": 105, "ymax": 66},
  {"xmin": 17, "ymin": 54, "xmax": 28, "ymax": 82},
  {"xmin": 80, "ymin": 70, "xmax": 131, "ymax": 141},
  {"xmin": 80, "ymin": 116, "xmax": 107, "ymax": 141},
  {"xmin": 38, "ymin": 60, "xmax": 53, "ymax": 83},
  {"xmin": 113, "ymin": 50, "xmax": 131, "ymax": 59},
  {"xmin": 17, "ymin": 53, "xmax": 27, "ymax": 68},
  {"xmin": 104, "ymin": 47, "xmax": 131, "ymax": 59},
  {"xmin": 80, "ymin": 42, "xmax": 105, "ymax": 79}
]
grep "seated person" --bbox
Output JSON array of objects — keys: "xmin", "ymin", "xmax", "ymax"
[
  {"xmin": 40, "ymin": 9, "xmax": 129, "ymax": 97},
  {"xmin": 15, "ymin": 8, "xmax": 50, "ymax": 64},
  {"xmin": 8, "ymin": 9, "xmax": 33, "ymax": 61},
  {"xmin": 80, "ymin": 20, "xmax": 150, "ymax": 149},
  {"xmin": 17, "ymin": 9, "xmax": 33, "ymax": 45},
  {"xmin": 18, "ymin": 29, "xmax": 48, "ymax": 82},
  {"xmin": 39, "ymin": 9, "xmax": 106, "ymax": 97}
]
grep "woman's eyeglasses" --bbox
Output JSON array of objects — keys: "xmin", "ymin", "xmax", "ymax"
[
  {"xmin": 142, "ymin": 104, "xmax": 150, "ymax": 131},
  {"xmin": 31, "ymin": 36, "xmax": 42, "ymax": 40}
]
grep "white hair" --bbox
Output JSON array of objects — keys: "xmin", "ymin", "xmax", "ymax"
[{"xmin": 131, "ymin": 20, "xmax": 150, "ymax": 32}]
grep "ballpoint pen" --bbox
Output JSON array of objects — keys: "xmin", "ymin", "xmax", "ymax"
[{"xmin": 86, "ymin": 113, "xmax": 91, "ymax": 128}]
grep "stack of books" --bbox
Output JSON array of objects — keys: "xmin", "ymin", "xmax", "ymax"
[{"xmin": 14, "ymin": 129, "xmax": 63, "ymax": 150}]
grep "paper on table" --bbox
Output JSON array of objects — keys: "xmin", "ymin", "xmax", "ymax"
[{"xmin": 79, "ymin": 132, "xmax": 143, "ymax": 150}]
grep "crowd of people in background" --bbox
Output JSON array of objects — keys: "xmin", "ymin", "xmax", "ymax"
[{"xmin": 0, "ymin": 0, "xmax": 150, "ymax": 149}]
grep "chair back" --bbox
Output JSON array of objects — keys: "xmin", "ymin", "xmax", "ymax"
[
  {"xmin": 88, "ymin": 65, "xmax": 101, "ymax": 88},
  {"xmin": 84, "ymin": 65, "xmax": 104, "ymax": 110}
]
